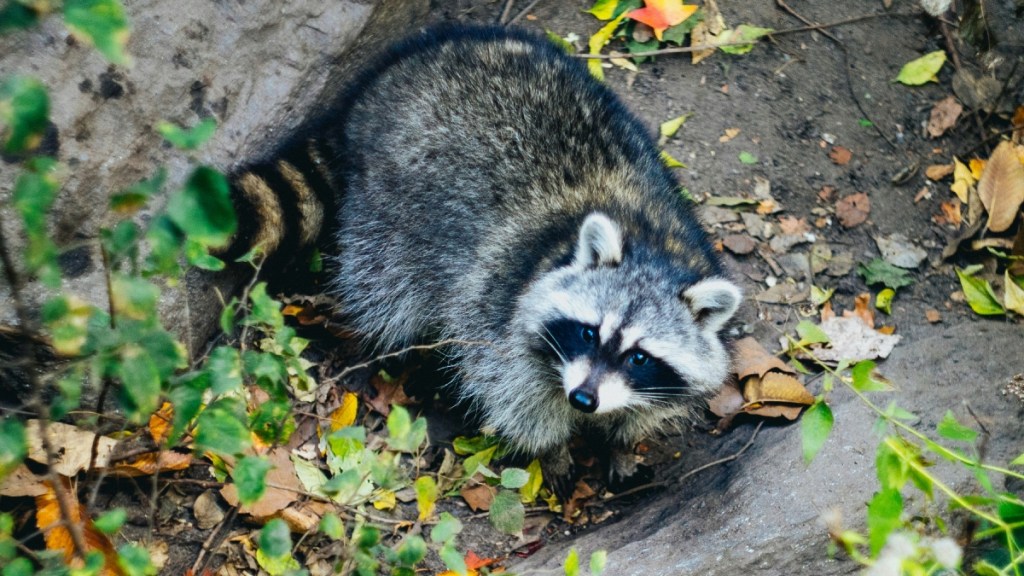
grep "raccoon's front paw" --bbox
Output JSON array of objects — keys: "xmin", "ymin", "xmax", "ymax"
[
  {"xmin": 607, "ymin": 447, "xmax": 654, "ymax": 493},
  {"xmin": 541, "ymin": 446, "xmax": 576, "ymax": 502}
]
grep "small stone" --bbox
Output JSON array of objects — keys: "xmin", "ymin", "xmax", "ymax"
[{"xmin": 722, "ymin": 234, "xmax": 757, "ymax": 255}]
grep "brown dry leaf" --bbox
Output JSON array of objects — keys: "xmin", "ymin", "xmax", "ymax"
[
  {"xmin": 0, "ymin": 465, "xmax": 48, "ymax": 497},
  {"xmin": 149, "ymin": 401, "xmax": 174, "ymax": 445},
  {"xmin": 778, "ymin": 216, "xmax": 810, "ymax": 235},
  {"xmin": 807, "ymin": 316, "xmax": 901, "ymax": 363},
  {"xmin": 719, "ymin": 128, "xmax": 741, "ymax": 142},
  {"xmin": 366, "ymin": 370, "xmax": 414, "ymax": 416},
  {"xmin": 563, "ymin": 480, "xmax": 597, "ymax": 522},
  {"xmin": 927, "ymin": 96, "xmax": 963, "ymax": 138},
  {"xmin": 843, "ymin": 293, "xmax": 875, "ymax": 328},
  {"xmin": 977, "ymin": 140, "xmax": 1024, "ymax": 232},
  {"xmin": 107, "ymin": 451, "xmax": 193, "ymax": 477},
  {"xmin": 220, "ymin": 447, "xmax": 300, "ymax": 519},
  {"xmin": 37, "ymin": 477, "xmax": 123, "ymax": 575},
  {"xmin": 934, "ymin": 200, "xmax": 962, "ymax": 227},
  {"xmin": 1009, "ymin": 225, "xmax": 1024, "ymax": 276},
  {"xmin": 732, "ymin": 337, "xmax": 794, "ymax": 380},
  {"xmin": 722, "ymin": 234, "xmax": 757, "ymax": 255},
  {"xmin": 25, "ymin": 420, "xmax": 116, "ymax": 476},
  {"xmin": 925, "ymin": 163, "xmax": 955, "ymax": 180},
  {"xmin": 460, "ymin": 479, "xmax": 496, "ymax": 512},
  {"xmin": 742, "ymin": 372, "xmax": 814, "ymax": 406},
  {"xmin": 818, "ymin": 185, "xmax": 836, "ymax": 202},
  {"xmin": 925, "ymin": 309, "xmax": 942, "ymax": 323},
  {"xmin": 914, "ymin": 187, "xmax": 932, "ymax": 203},
  {"xmin": 835, "ymin": 193, "xmax": 871, "ymax": 228},
  {"xmin": 1013, "ymin": 105, "xmax": 1024, "ymax": 144},
  {"xmin": 756, "ymin": 198, "xmax": 780, "ymax": 215},
  {"xmin": 829, "ymin": 146, "xmax": 853, "ymax": 165}
]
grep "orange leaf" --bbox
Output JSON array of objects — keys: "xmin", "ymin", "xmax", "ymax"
[
  {"xmin": 627, "ymin": 0, "xmax": 698, "ymax": 40},
  {"xmin": 36, "ymin": 477, "xmax": 123, "ymax": 575},
  {"xmin": 149, "ymin": 401, "xmax": 174, "ymax": 445},
  {"xmin": 108, "ymin": 451, "xmax": 193, "ymax": 477}
]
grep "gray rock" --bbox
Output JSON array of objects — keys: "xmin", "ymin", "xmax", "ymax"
[
  {"xmin": 874, "ymin": 233, "xmax": 928, "ymax": 269},
  {"xmin": 513, "ymin": 322, "xmax": 1024, "ymax": 575}
]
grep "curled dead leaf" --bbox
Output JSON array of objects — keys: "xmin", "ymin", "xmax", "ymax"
[
  {"xmin": 835, "ymin": 193, "xmax": 870, "ymax": 228},
  {"xmin": 829, "ymin": 146, "xmax": 853, "ymax": 165},
  {"xmin": 977, "ymin": 140, "xmax": 1024, "ymax": 232},
  {"xmin": 927, "ymin": 95, "xmax": 963, "ymax": 138},
  {"xmin": 925, "ymin": 163, "xmax": 955, "ymax": 181}
]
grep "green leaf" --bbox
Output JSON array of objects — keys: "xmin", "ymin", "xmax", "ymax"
[
  {"xmin": 249, "ymin": 399, "xmax": 294, "ymax": 444},
  {"xmin": 936, "ymin": 410, "xmax": 978, "ymax": 443},
  {"xmin": 259, "ymin": 518, "xmax": 292, "ymax": 558},
  {"xmin": 396, "ymin": 535, "xmax": 427, "ymax": 567},
  {"xmin": 143, "ymin": 215, "xmax": 184, "ymax": 277},
  {"xmin": 387, "ymin": 406, "xmax": 427, "ymax": 453},
  {"xmin": 661, "ymin": 11, "xmax": 702, "ymax": 45},
  {"xmin": 717, "ymin": 24, "xmax": 773, "ymax": 55},
  {"xmin": 590, "ymin": 550, "xmax": 608, "ymax": 575},
  {"xmin": 875, "ymin": 440, "xmax": 907, "ymax": 491},
  {"xmin": 866, "ymin": 489, "xmax": 903, "ymax": 556},
  {"xmin": 564, "ymin": 548, "xmax": 580, "ymax": 576},
  {"xmin": 165, "ymin": 166, "xmax": 236, "ymax": 248},
  {"xmin": 63, "ymin": 0, "xmax": 131, "ymax": 65},
  {"xmin": 875, "ymin": 288, "xmax": 895, "ymax": 315},
  {"xmin": 414, "ymin": 475, "xmax": 438, "ymax": 521},
  {"xmin": 0, "ymin": 3, "xmax": 40, "ymax": 34},
  {"xmin": 245, "ymin": 282, "xmax": 283, "ymax": 329},
  {"xmin": 851, "ymin": 360, "xmax": 892, "ymax": 392},
  {"xmin": 93, "ymin": 508, "xmax": 126, "ymax": 535},
  {"xmin": 895, "ymin": 50, "xmax": 946, "ymax": 85},
  {"xmin": 858, "ymin": 118, "xmax": 874, "ymax": 127},
  {"xmin": 156, "ymin": 117, "xmax": 217, "ymax": 150},
  {"xmin": 585, "ymin": 0, "xmax": 620, "ymax": 20},
  {"xmin": 0, "ymin": 75, "xmax": 49, "ymax": 153},
  {"xmin": 1, "ymin": 557, "xmax": 33, "ymax": 576},
  {"xmin": 738, "ymin": 151, "xmax": 758, "ymax": 164},
  {"xmin": 168, "ymin": 372, "xmax": 208, "ymax": 445},
  {"xmin": 462, "ymin": 444, "xmax": 498, "ymax": 478},
  {"xmin": 207, "ymin": 346, "xmax": 243, "ymax": 395},
  {"xmin": 430, "ymin": 512, "xmax": 463, "ymax": 544},
  {"xmin": 110, "ymin": 274, "xmax": 160, "ymax": 322},
  {"xmin": 545, "ymin": 30, "xmax": 576, "ymax": 53},
  {"xmin": 955, "ymin": 267, "xmax": 1005, "ymax": 315},
  {"xmin": 660, "ymin": 114, "xmax": 691, "ymax": 139},
  {"xmin": 489, "ymin": 490, "xmax": 525, "ymax": 535},
  {"xmin": 1004, "ymin": 271, "xmax": 1024, "ymax": 316},
  {"xmin": 318, "ymin": 512, "xmax": 343, "ymax": 539},
  {"xmin": 12, "ymin": 157, "xmax": 61, "ymax": 286},
  {"xmin": 857, "ymin": 258, "xmax": 914, "ymax": 290},
  {"xmin": 110, "ymin": 169, "xmax": 165, "ymax": 214},
  {"xmin": 801, "ymin": 400, "xmax": 833, "ymax": 464},
  {"xmin": 1012, "ymin": 452, "xmax": 1024, "ymax": 466},
  {"xmin": 194, "ymin": 398, "xmax": 252, "ymax": 456},
  {"xmin": 0, "ymin": 419, "xmax": 26, "ymax": 481},
  {"xmin": 184, "ymin": 238, "xmax": 226, "ymax": 271},
  {"xmin": 795, "ymin": 320, "xmax": 829, "ymax": 345},
  {"xmin": 587, "ymin": 12, "xmax": 629, "ymax": 80},
  {"xmin": 439, "ymin": 541, "xmax": 468, "ymax": 576},
  {"xmin": 660, "ymin": 150, "xmax": 686, "ymax": 168},
  {"xmin": 501, "ymin": 467, "xmax": 530, "ymax": 489},
  {"xmin": 520, "ymin": 459, "xmax": 544, "ymax": 504},
  {"xmin": 452, "ymin": 435, "xmax": 500, "ymax": 455},
  {"xmin": 233, "ymin": 456, "xmax": 272, "ymax": 505},
  {"xmin": 115, "ymin": 344, "xmax": 161, "ymax": 422},
  {"xmin": 117, "ymin": 544, "xmax": 156, "ymax": 576},
  {"xmin": 255, "ymin": 549, "xmax": 300, "ymax": 576}
]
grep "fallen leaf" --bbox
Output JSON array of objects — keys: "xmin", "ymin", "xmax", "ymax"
[
  {"xmin": 818, "ymin": 186, "xmax": 836, "ymax": 202},
  {"xmin": 563, "ymin": 479, "xmax": 597, "ymax": 521},
  {"xmin": 934, "ymin": 200, "xmax": 962, "ymax": 227},
  {"xmin": 969, "ymin": 158, "xmax": 986, "ymax": 180},
  {"xmin": 660, "ymin": 114, "xmax": 691, "ymax": 141},
  {"xmin": 587, "ymin": 12, "xmax": 630, "ymax": 80},
  {"xmin": 950, "ymin": 157, "xmax": 974, "ymax": 203},
  {"xmin": 829, "ymin": 146, "xmax": 852, "ymax": 165},
  {"xmin": 1005, "ymin": 271, "xmax": 1024, "ymax": 315},
  {"xmin": 835, "ymin": 193, "xmax": 870, "ymax": 228},
  {"xmin": 719, "ymin": 127, "xmax": 741, "ymax": 142},
  {"xmin": 743, "ymin": 371, "xmax": 815, "ymax": 407},
  {"xmin": 108, "ymin": 451, "xmax": 193, "ymax": 477},
  {"xmin": 220, "ymin": 448, "xmax": 300, "ymax": 519},
  {"xmin": 330, "ymin": 392, "xmax": 358, "ymax": 431},
  {"xmin": 875, "ymin": 288, "xmax": 895, "ymax": 314},
  {"xmin": 955, "ymin": 267, "xmax": 1004, "ymax": 315},
  {"xmin": 914, "ymin": 187, "xmax": 932, "ymax": 203},
  {"xmin": 927, "ymin": 96, "xmax": 963, "ymax": 138},
  {"xmin": 806, "ymin": 316, "xmax": 902, "ymax": 363},
  {"xmin": 465, "ymin": 549, "xmax": 502, "ymax": 570},
  {"xmin": 778, "ymin": 216, "xmax": 810, "ymax": 235},
  {"xmin": 976, "ymin": 140, "xmax": 1024, "ymax": 232},
  {"xmin": 1013, "ymin": 105, "xmax": 1024, "ymax": 144},
  {"xmin": 25, "ymin": 420, "xmax": 116, "ymax": 476},
  {"xmin": 366, "ymin": 370, "xmax": 413, "ymax": 416},
  {"xmin": 732, "ymin": 337, "xmax": 795, "ymax": 379},
  {"xmin": 925, "ymin": 163, "xmax": 955, "ymax": 180},
  {"xmin": 722, "ymin": 234, "xmax": 757, "ymax": 255},
  {"xmin": 755, "ymin": 282, "xmax": 809, "ymax": 304},
  {"xmin": 149, "ymin": 401, "xmax": 174, "ymax": 445},
  {"xmin": 925, "ymin": 309, "xmax": 942, "ymax": 323},
  {"xmin": 756, "ymin": 198, "xmax": 781, "ymax": 214},
  {"xmin": 460, "ymin": 480, "xmax": 496, "ymax": 512},
  {"xmin": 37, "ymin": 477, "xmax": 122, "ymax": 576},
  {"xmin": 846, "ymin": 293, "xmax": 875, "ymax": 327},
  {"xmin": 857, "ymin": 258, "xmax": 914, "ymax": 290},
  {"xmin": 873, "ymin": 233, "xmax": 928, "ymax": 269},
  {"xmin": 895, "ymin": 50, "xmax": 946, "ymax": 85},
  {"xmin": 627, "ymin": 0, "xmax": 698, "ymax": 41}
]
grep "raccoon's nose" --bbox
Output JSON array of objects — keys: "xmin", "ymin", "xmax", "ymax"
[{"xmin": 569, "ymin": 389, "xmax": 598, "ymax": 413}]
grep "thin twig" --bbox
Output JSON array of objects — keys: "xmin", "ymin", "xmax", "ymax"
[
  {"xmin": 325, "ymin": 338, "xmax": 489, "ymax": 383},
  {"xmin": 498, "ymin": 0, "xmax": 515, "ymax": 25},
  {"xmin": 191, "ymin": 506, "xmax": 237, "ymax": 576},
  {"xmin": 508, "ymin": 0, "xmax": 541, "ymax": 25}
]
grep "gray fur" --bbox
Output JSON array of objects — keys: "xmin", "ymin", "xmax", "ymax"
[{"xmin": 320, "ymin": 26, "xmax": 742, "ymax": 482}]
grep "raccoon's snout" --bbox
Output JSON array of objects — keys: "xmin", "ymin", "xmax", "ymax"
[{"xmin": 569, "ymin": 388, "xmax": 598, "ymax": 413}]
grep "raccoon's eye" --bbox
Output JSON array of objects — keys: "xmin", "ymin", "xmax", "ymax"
[
  {"xmin": 627, "ymin": 351, "xmax": 649, "ymax": 367},
  {"xmin": 580, "ymin": 326, "xmax": 597, "ymax": 344}
]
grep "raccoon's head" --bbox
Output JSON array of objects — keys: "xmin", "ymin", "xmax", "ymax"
[{"xmin": 518, "ymin": 212, "xmax": 741, "ymax": 416}]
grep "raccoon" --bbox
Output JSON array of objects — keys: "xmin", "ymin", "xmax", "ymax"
[{"xmin": 229, "ymin": 24, "xmax": 742, "ymax": 490}]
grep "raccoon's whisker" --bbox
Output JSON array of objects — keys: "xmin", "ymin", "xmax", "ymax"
[{"xmin": 538, "ymin": 327, "xmax": 568, "ymax": 364}]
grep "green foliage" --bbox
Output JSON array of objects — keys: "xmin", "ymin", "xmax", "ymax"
[
  {"xmin": 63, "ymin": 0, "xmax": 131, "ymax": 65},
  {"xmin": 956, "ymin": 267, "xmax": 1006, "ymax": 315},
  {"xmin": 857, "ymin": 258, "xmax": 914, "ymax": 290},
  {"xmin": 259, "ymin": 518, "xmax": 292, "ymax": 558},
  {"xmin": 489, "ymin": 490, "xmax": 526, "ymax": 535},
  {"xmin": 93, "ymin": 508, "xmax": 127, "ymax": 535},
  {"xmin": 12, "ymin": 156, "xmax": 61, "ymax": 286},
  {"xmin": 800, "ymin": 399, "xmax": 833, "ymax": 464},
  {"xmin": 0, "ymin": 419, "xmax": 27, "ymax": 481},
  {"xmin": 157, "ymin": 118, "xmax": 217, "ymax": 150},
  {"xmin": 0, "ymin": 75, "xmax": 49, "ymax": 153},
  {"xmin": 233, "ymin": 456, "xmax": 272, "ymax": 505}
]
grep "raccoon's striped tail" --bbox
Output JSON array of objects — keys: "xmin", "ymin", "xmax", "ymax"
[{"xmin": 221, "ymin": 136, "xmax": 338, "ymax": 265}]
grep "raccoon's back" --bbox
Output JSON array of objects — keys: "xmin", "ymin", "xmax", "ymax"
[{"xmin": 330, "ymin": 26, "xmax": 690, "ymax": 347}]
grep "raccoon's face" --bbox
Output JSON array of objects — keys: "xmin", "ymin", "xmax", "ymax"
[{"xmin": 518, "ymin": 212, "xmax": 741, "ymax": 416}]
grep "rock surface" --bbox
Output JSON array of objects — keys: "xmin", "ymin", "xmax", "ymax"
[
  {"xmin": 0, "ymin": 0, "xmax": 429, "ymax": 350},
  {"xmin": 515, "ymin": 322, "xmax": 1024, "ymax": 574}
]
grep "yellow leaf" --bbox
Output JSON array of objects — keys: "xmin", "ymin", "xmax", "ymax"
[
  {"xmin": 585, "ymin": 0, "xmax": 620, "ymax": 20},
  {"xmin": 969, "ymin": 158, "xmax": 986, "ymax": 180},
  {"xmin": 587, "ymin": 12, "xmax": 629, "ymax": 80},
  {"xmin": 330, "ymin": 392, "xmax": 358, "ymax": 431},
  {"xmin": 372, "ymin": 489, "xmax": 397, "ymax": 511},
  {"xmin": 950, "ymin": 157, "xmax": 973, "ymax": 203},
  {"xmin": 660, "ymin": 150, "xmax": 686, "ymax": 168},
  {"xmin": 875, "ymin": 288, "xmax": 895, "ymax": 315},
  {"xmin": 660, "ymin": 114, "xmax": 691, "ymax": 139},
  {"xmin": 977, "ymin": 140, "xmax": 1024, "ymax": 232},
  {"xmin": 1005, "ymin": 271, "xmax": 1024, "ymax": 316}
]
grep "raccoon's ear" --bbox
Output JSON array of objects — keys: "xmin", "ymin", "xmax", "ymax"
[
  {"xmin": 574, "ymin": 213, "xmax": 623, "ymax": 268},
  {"xmin": 681, "ymin": 279, "xmax": 742, "ymax": 333}
]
